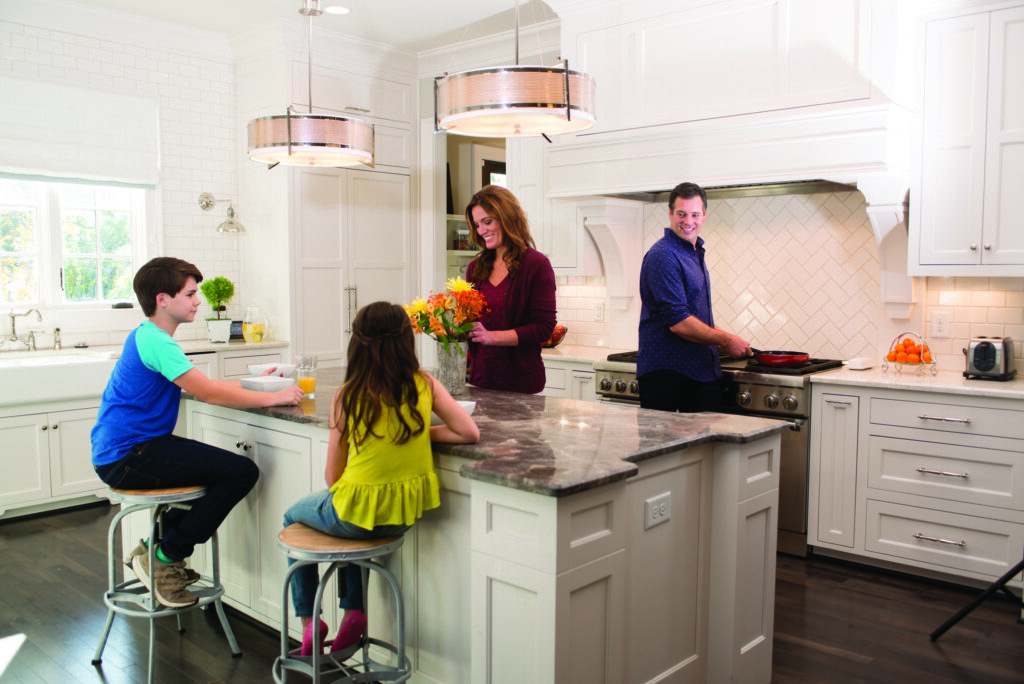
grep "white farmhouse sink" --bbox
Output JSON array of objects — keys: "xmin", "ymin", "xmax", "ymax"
[{"xmin": 0, "ymin": 350, "xmax": 119, "ymax": 407}]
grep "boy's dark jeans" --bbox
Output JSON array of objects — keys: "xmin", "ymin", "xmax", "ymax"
[{"xmin": 95, "ymin": 434, "xmax": 259, "ymax": 562}]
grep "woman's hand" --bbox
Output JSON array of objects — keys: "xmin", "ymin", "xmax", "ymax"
[{"xmin": 468, "ymin": 322, "xmax": 518, "ymax": 347}]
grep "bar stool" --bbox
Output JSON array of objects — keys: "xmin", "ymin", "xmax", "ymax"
[
  {"xmin": 91, "ymin": 486, "xmax": 241, "ymax": 683},
  {"xmin": 273, "ymin": 522, "xmax": 411, "ymax": 684}
]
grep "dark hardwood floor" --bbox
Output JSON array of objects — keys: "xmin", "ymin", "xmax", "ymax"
[{"xmin": 2, "ymin": 502, "xmax": 1024, "ymax": 683}]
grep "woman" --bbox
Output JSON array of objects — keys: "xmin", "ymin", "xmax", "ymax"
[{"xmin": 464, "ymin": 185, "xmax": 557, "ymax": 394}]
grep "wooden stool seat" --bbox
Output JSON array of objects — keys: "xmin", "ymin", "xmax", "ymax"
[
  {"xmin": 277, "ymin": 522, "xmax": 402, "ymax": 561},
  {"xmin": 108, "ymin": 485, "xmax": 206, "ymax": 505}
]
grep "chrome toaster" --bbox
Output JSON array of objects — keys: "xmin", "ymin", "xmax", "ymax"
[{"xmin": 963, "ymin": 336, "xmax": 1017, "ymax": 381}]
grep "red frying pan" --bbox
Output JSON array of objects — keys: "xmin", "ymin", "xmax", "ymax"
[{"xmin": 749, "ymin": 348, "xmax": 809, "ymax": 366}]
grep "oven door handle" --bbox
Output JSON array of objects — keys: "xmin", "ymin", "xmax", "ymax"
[{"xmin": 787, "ymin": 418, "xmax": 806, "ymax": 432}]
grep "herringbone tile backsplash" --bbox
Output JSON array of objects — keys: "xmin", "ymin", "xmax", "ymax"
[{"xmin": 557, "ymin": 191, "xmax": 882, "ymax": 360}]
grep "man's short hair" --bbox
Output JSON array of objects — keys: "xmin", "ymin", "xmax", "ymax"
[
  {"xmin": 133, "ymin": 257, "xmax": 203, "ymax": 317},
  {"xmin": 668, "ymin": 182, "xmax": 707, "ymax": 213}
]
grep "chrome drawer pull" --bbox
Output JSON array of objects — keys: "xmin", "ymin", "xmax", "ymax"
[
  {"xmin": 913, "ymin": 532, "xmax": 966, "ymax": 548},
  {"xmin": 825, "ymin": 399, "xmax": 852, "ymax": 406},
  {"xmin": 918, "ymin": 414, "xmax": 971, "ymax": 424},
  {"xmin": 915, "ymin": 467, "xmax": 968, "ymax": 479}
]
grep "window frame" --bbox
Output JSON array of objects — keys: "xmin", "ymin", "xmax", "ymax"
[{"xmin": 1, "ymin": 174, "xmax": 153, "ymax": 313}]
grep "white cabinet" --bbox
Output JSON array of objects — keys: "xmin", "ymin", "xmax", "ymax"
[
  {"xmin": 910, "ymin": 5, "xmax": 1024, "ymax": 276},
  {"xmin": 219, "ymin": 348, "xmax": 284, "ymax": 379},
  {"xmin": 290, "ymin": 168, "xmax": 413, "ymax": 364},
  {"xmin": 808, "ymin": 393, "xmax": 859, "ymax": 548},
  {"xmin": 541, "ymin": 359, "xmax": 596, "ymax": 401},
  {"xmin": 809, "ymin": 380, "xmax": 1024, "ymax": 587},
  {"xmin": 560, "ymin": 0, "xmax": 871, "ymax": 135},
  {"xmin": 190, "ymin": 407, "xmax": 313, "ymax": 622},
  {"xmin": 0, "ymin": 406, "xmax": 104, "ymax": 517}
]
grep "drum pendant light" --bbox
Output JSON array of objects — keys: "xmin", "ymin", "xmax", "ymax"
[
  {"xmin": 434, "ymin": 0, "xmax": 596, "ymax": 138},
  {"xmin": 247, "ymin": 0, "xmax": 373, "ymax": 168}
]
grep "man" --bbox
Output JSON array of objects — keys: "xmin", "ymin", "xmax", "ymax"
[
  {"xmin": 91, "ymin": 257, "xmax": 303, "ymax": 608},
  {"xmin": 637, "ymin": 182, "xmax": 750, "ymax": 412}
]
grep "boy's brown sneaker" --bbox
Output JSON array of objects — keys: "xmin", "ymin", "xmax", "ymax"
[
  {"xmin": 124, "ymin": 539, "xmax": 200, "ymax": 585},
  {"xmin": 131, "ymin": 547, "xmax": 200, "ymax": 608}
]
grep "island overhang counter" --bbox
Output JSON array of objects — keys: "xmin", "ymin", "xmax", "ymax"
[{"xmin": 177, "ymin": 369, "xmax": 787, "ymax": 684}]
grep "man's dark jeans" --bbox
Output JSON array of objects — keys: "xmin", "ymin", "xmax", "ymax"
[{"xmin": 95, "ymin": 434, "xmax": 259, "ymax": 562}]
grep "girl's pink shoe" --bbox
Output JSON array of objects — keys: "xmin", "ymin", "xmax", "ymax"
[
  {"xmin": 330, "ymin": 609, "xmax": 367, "ymax": 653},
  {"xmin": 290, "ymin": 618, "xmax": 328, "ymax": 657}
]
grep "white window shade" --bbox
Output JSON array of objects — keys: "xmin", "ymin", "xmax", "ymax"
[{"xmin": 0, "ymin": 75, "xmax": 159, "ymax": 185}]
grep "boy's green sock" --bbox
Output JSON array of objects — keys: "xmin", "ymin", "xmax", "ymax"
[{"xmin": 155, "ymin": 545, "xmax": 176, "ymax": 565}]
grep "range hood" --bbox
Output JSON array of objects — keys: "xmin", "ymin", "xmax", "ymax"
[
  {"xmin": 610, "ymin": 179, "xmax": 857, "ymax": 203},
  {"xmin": 545, "ymin": 104, "xmax": 919, "ymax": 321}
]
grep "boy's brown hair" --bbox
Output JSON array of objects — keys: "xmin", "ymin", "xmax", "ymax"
[{"xmin": 133, "ymin": 257, "xmax": 204, "ymax": 317}]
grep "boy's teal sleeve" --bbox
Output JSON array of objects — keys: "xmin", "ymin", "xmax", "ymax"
[{"xmin": 136, "ymin": 322, "xmax": 195, "ymax": 381}]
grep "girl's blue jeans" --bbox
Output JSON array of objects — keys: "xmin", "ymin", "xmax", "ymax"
[{"xmin": 283, "ymin": 489, "xmax": 409, "ymax": 618}]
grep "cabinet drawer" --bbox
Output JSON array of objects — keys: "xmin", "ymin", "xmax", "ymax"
[
  {"xmin": 221, "ymin": 352, "xmax": 283, "ymax": 379},
  {"xmin": 865, "ymin": 499, "xmax": 1024, "ymax": 583},
  {"xmin": 867, "ymin": 435, "xmax": 1024, "ymax": 512},
  {"xmin": 869, "ymin": 397, "xmax": 1024, "ymax": 440}
]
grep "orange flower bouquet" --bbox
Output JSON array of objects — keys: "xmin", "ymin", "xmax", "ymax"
[{"xmin": 404, "ymin": 277, "xmax": 487, "ymax": 357}]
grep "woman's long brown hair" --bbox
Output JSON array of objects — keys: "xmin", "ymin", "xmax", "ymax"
[
  {"xmin": 334, "ymin": 301, "xmax": 425, "ymax": 449},
  {"xmin": 465, "ymin": 185, "xmax": 536, "ymax": 281}
]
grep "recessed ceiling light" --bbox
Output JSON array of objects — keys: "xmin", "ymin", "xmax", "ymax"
[{"xmin": 324, "ymin": 5, "xmax": 350, "ymax": 14}]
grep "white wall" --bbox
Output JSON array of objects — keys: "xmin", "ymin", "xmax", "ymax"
[{"xmin": 0, "ymin": 3, "xmax": 241, "ymax": 347}]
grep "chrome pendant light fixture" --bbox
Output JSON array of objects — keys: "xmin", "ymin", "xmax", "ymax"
[
  {"xmin": 433, "ymin": 0, "xmax": 596, "ymax": 139},
  {"xmin": 247, "ymin": 0, "xmax": 373, "ymax": 168}
]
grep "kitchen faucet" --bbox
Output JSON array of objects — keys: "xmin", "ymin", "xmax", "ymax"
[{"xmin": 3, "ymin": 308, "xmax": 42, "ymax": 351}]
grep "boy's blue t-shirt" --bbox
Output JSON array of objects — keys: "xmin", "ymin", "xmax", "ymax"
[{"xmin": 90, "ymin": 321, "xmax": 195, "ymax": 466}]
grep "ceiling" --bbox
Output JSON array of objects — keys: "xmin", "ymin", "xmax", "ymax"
[{"xmin": 61, "ymin": 0, "xmax": 558, "ymax": 51}]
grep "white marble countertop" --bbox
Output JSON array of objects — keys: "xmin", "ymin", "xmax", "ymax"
[{"xmin": 810, "ymin": 364, "xmax": 1024, "ymax": 400}]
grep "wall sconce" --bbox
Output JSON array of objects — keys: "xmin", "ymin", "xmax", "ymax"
[{"xmin": 198, "ymin": 192, "xmax": 245, "ymax": 233}]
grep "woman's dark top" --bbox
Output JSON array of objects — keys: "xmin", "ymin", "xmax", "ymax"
[{"xmin": 466, "ymin": 247, "xmax": 556, "ymax": 394}]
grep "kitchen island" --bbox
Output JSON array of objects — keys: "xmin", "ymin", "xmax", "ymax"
[{"xmin": 182, "ymin": 369, "xmax": 789, "ymax": 684}]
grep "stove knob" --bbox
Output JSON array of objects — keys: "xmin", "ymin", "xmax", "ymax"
[
  {"xmin": 614, "ymin": 380, "xmax": 627, "ymax": 393},
  {"xmin": 764, "ymin": 394, "xmax": 779, "ymax": 409},
  {"xmin": 599, "ymin": 378, "xmax": 612, "ymax": 392},
  {"xmin": 736, "ymin": 391, "xmax": 751, "ymax": 407},
  {"xmin": 782, "ymin": 395, "xmax": 798, "ymax": 412},
  {"xmin": 628, "ymin": 380, "xmax": 639, "ymax": 395}
]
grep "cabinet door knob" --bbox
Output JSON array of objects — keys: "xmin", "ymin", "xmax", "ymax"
[
  {"xmin": 984, "ymin": 243, "xmax": 992, "ymax": 250},
  {"xmin": 52, "ymin": 424, "xmax": 58, "ymax": 430},
  {"xmin": 969, "ymin": 244, "xmax": 978, "ymax": 251},
  {"xmin": 41, "ymin": 425, "xmax": 48, "ymax": 431}
]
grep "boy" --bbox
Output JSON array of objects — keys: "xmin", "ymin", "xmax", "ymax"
[{"xmin": 91, "ymin": 257, "xmax": 303, "ymax": 608}]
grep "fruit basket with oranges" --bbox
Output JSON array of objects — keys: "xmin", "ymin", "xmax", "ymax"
[{"xmin": 882, "ymin": 332, "xmax": 937, "ymax": 376}]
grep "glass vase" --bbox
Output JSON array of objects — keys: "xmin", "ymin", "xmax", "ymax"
[
  {"xmin": 436, "ymin": 340, "xmax": 468, "ymax": 397},
  {"xmin": 243, "ymin": 305, "xmax": 268, "ymax": 343}
]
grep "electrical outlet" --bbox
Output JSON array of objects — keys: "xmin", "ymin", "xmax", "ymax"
[
  {"xmin": 644, "ymin": 492, "xmax": 671, "ymax": 529},
  {"xmin": 594, "ymin": 301, "xmax": 604, "ymax": 321},
  {"xmin": 931, "ymin": 311, "xmax": 950, "ymax": 338}
]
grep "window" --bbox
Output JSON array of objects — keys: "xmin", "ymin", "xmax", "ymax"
[{"xmin": 0, "ymin": 177, "xmax": 146, "ymax": 308}]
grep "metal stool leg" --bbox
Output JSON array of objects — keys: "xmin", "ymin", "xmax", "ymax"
[{"xmin": 931, "ymin": 557, "xmax": 1024, "ymax": 641}]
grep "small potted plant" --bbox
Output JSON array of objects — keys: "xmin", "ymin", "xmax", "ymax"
[{"xmin": 200, "ymin": 276, "xmax": 235, "ymax": 343}]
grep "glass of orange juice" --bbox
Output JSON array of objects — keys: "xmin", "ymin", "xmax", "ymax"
[{"xmin": 295, "ymin": 354, "xmax": 318, "ymax": 399}]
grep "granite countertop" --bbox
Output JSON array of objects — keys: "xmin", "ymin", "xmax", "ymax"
[
  {"xmin": 810, "ymin": 365, "xmax": 1024, "ymax": 400},
  {"xmin": 228, "ymin": 368, "xmax": 790, "ymax": 497},
  {"xmin": 541, "ymin": 344, "xmax": 629, "ymax": 364}
]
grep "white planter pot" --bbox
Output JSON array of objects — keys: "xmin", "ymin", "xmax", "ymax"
[{"xmin": 206, "ymin": 318, "xmax": 232, "ymax": 343}]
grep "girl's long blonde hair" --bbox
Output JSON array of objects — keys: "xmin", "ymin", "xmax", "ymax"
[{"xmin": 335, "ymin": 301, "xmax": 425, "ymax": 448}]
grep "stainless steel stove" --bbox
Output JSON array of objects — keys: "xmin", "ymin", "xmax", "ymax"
[{"xmin": 593, "ymin": 351, "xmax": 843, "ymax": 555}]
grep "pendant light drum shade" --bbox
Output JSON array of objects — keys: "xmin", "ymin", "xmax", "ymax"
[
  {"xmin": 435, "ymin": 65, "xmax": 596, "ymax": 138},
  {"xmin": 247, "ymin": 113, "xmax": 374, "ymax": 167}
]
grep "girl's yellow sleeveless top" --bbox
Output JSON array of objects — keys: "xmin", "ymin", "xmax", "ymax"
[{"xmin": 329, "ymin": 373, "xmax": 440, "ymax": 530}]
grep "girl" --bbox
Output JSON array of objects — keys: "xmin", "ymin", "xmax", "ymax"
[{"xmin": 282, "ymin": 301, "xmax": 480, "ymax": 656}]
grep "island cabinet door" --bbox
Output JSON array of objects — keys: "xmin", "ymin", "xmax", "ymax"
[{"xmin": 190, "ymin": 411, "xmax": 257, "ymax": 606}]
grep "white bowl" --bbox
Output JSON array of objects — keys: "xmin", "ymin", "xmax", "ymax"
[
  {"xmin": 248, "ymin": 362, "xmax": 297, "ymax": 378},
  {"xmin": 431, "ymin": 400, "xmax": 476, "ymax": 426},
  {"xmin": 241, "ymin": 375, "xmax": 296, "ymax": 392}
]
